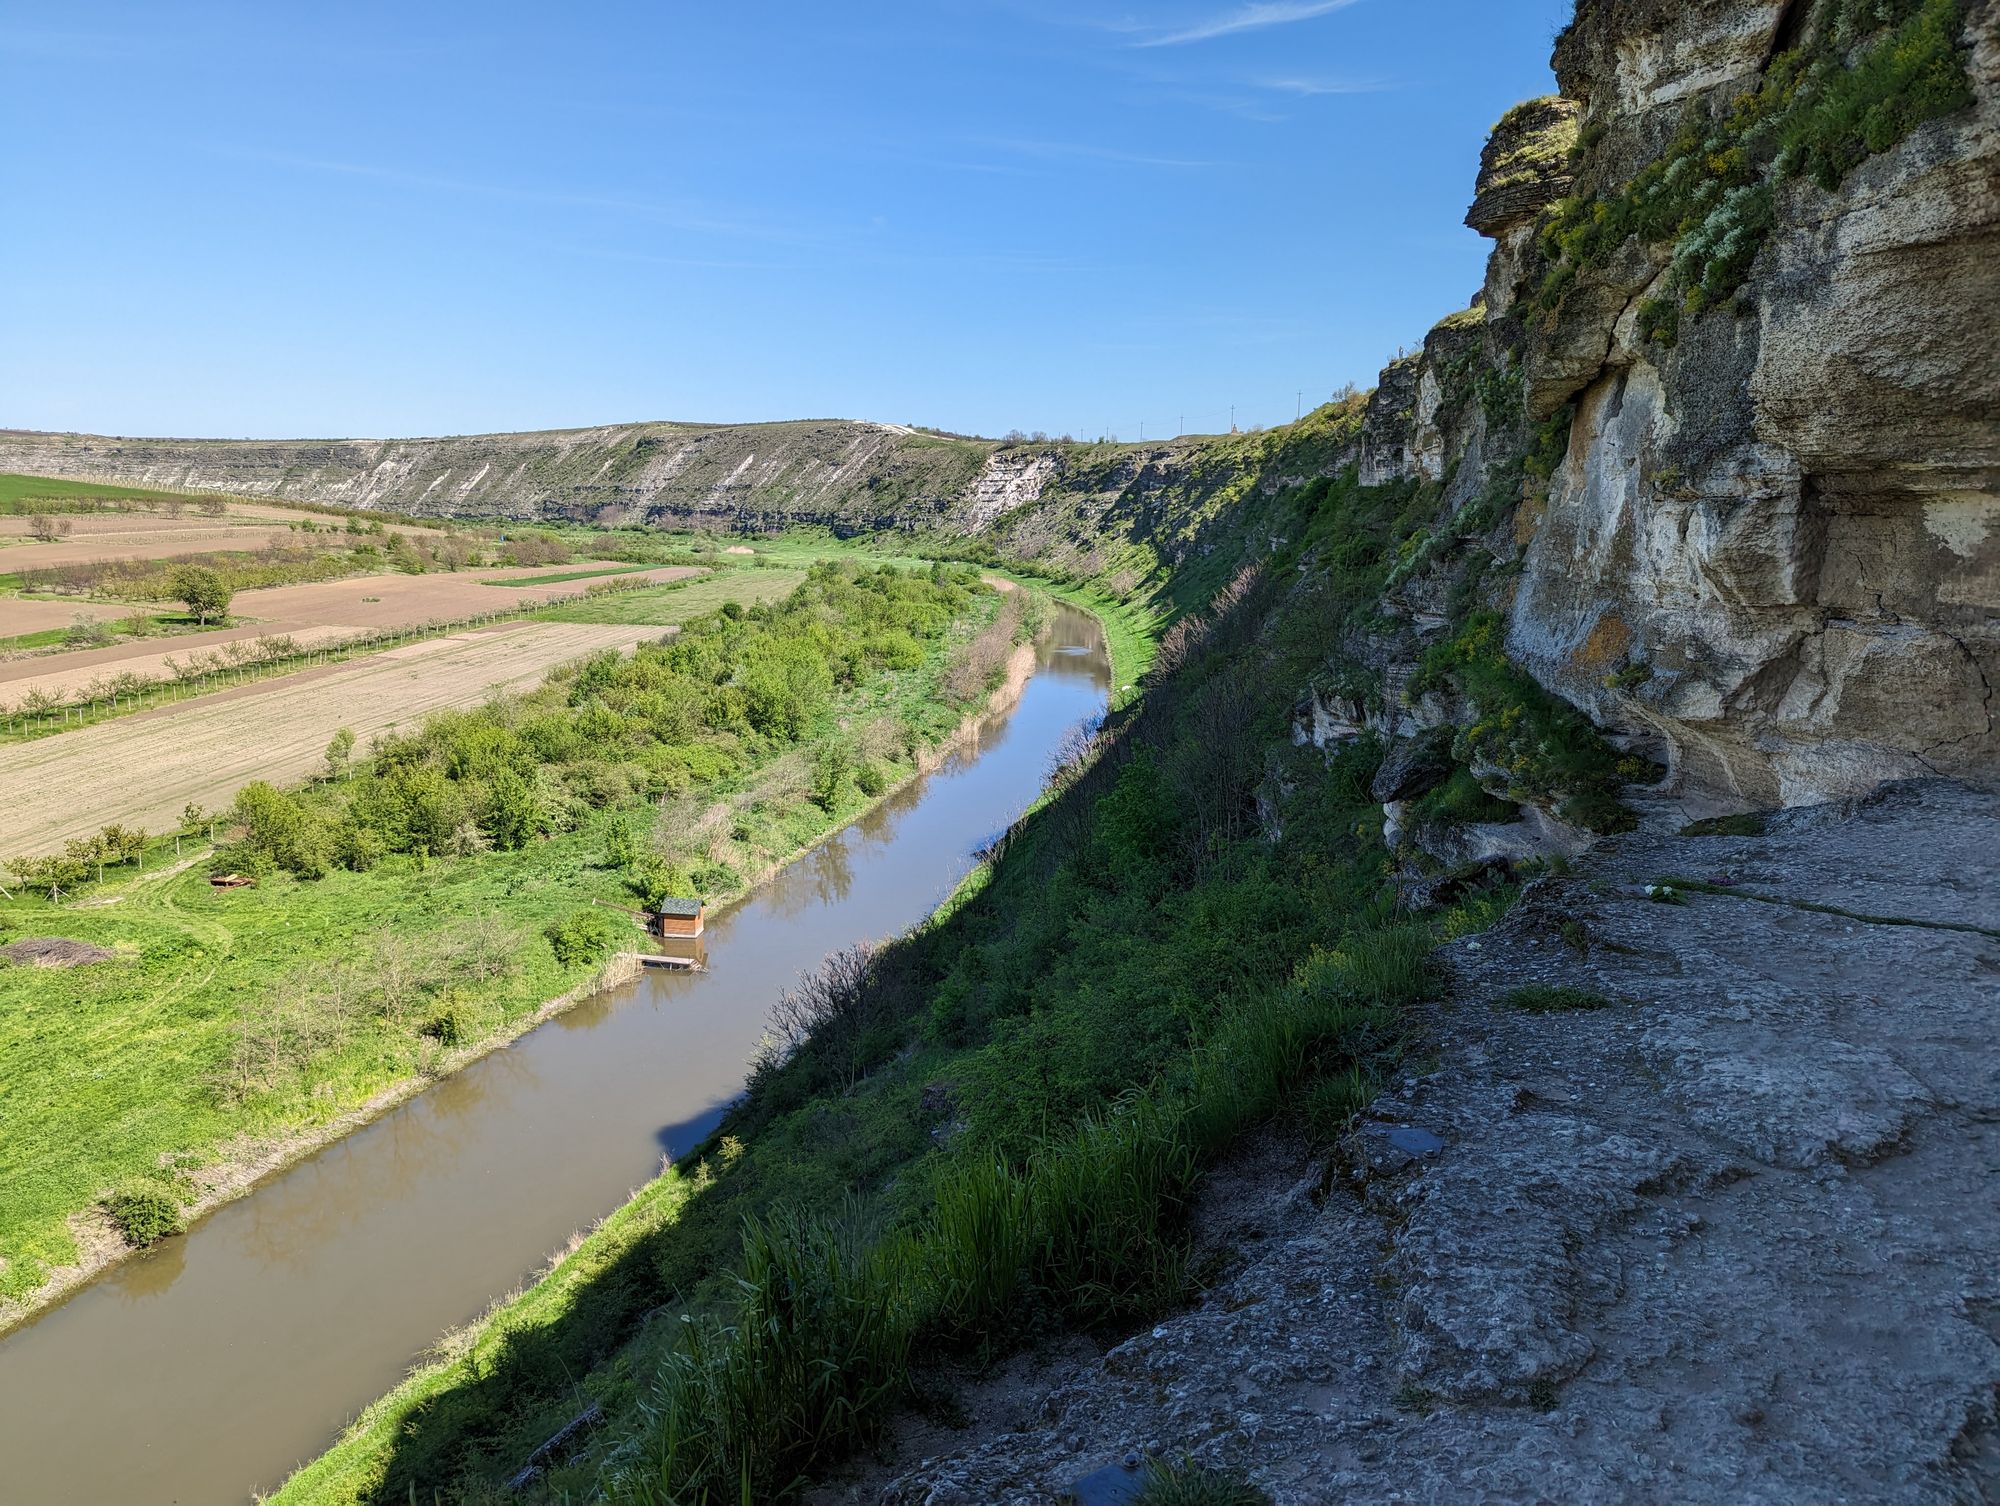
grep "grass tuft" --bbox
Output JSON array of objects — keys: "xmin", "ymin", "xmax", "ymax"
[
  {"xmin": 1136, "ymin": 1457, "xmax": 1273, "ymax": 1506},
  {"xmin": 1498, "ymin": 983, "xmax": 1612, "ymax": 1013}
]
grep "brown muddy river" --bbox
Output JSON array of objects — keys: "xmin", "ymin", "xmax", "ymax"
[{"xmin": 0, "ymin": 606, "xmax": 1109, "ymax": 1505}]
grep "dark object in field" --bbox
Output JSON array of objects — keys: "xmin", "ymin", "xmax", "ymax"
[
  {"xmin": 1068, "ymin": 1459, "xmax": 1146, "ymax": 1505},
  {"xmin": 504, "ymin": 1401, "xmax": 603, "ymax": 1492},
  {"xmin": 208, "ymin": 872, "xmax": 256, "ymax": 889},
  {"xmin": 0, "ymin": 936, "xmax": 116, "ymax": 967}
]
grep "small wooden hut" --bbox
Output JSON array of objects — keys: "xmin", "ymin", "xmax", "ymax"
[{"xmin": 654, "ymin": 897, "xmax": 705, "ymax": 939}]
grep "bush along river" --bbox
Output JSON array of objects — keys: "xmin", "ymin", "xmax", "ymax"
[{"xmin": 0, "ymin": 604, "xmax": 1109, "ymax": 1505}]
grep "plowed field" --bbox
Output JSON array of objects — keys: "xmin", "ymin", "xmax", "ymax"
[{"xmin": 0, "ymin": 620, "xmax": 663, "ymax": 854}]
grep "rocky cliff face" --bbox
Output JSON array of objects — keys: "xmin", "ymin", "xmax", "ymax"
[
  {"xmin": 1504, "ymin": 0, "xmax": 1984, "ymax": 812},
  {"xmin": 1333, "ymin": 0, "xmax": 1997, "ymax": 818}
]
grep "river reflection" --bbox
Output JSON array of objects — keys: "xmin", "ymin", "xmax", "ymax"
[{"xmin": 0, "ymin": 604, "xmax": 1110, "ymax": 1506}]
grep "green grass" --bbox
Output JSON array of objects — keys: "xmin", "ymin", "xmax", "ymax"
[
  {"xmin": 0, "ymin": 473, "xmax": 213, "ymax": 509},
  {"xmin": 480, "ymin": 563, "xmax": 662, "ymax": 587},
  {"xmin": 0, "ymin": 831, "xmax": 626, "ymax": 1303},
  {"xmin": 1136, "ymin": 1460, "xmax": 1273, "ymax": 1506},
  {"xmin": 0, "ymin": 613, "xmax": 194, "ymax": 658},
  {"xmin": 530, "ymin": 569, "xmax": 806, "ymax": 626},
  {"xmin": 1498, "ymin": 983, "xmax": 1612, "ymax": 1013},
  {"xmin": 0, "ymin": 627, "xmax": 71, "ymax": 652}
]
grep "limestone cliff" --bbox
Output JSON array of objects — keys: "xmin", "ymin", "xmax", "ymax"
[
  {"xmin": 0, "ymin": 420, "xmax": 1000, "ymax": 534},
  {"xmin": 1368, "ymin": 0, "xmax": 1999, "ymax": 811}
]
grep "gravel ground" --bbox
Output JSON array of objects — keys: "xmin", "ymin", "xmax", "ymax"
[{"xmin": 815, "ymin": 781, "xmax": 2000, "ymax": 1506}]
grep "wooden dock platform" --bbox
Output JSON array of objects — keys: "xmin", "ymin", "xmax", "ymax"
[{"xmin": 635, "ymin": 953, "xmax": 704, "ymax": 971}]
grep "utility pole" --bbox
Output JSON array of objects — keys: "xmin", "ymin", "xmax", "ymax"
[{"xmin": 1297, "ymin": 390, "xmax": 1303, "ymax": 421}]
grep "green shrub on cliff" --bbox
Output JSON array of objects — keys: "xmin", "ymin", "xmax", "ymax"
[
  {"xmin": 1540, "ymin": 0, "xmax": 1975, "ymax": 337},
  {"xmin": 1412, "ymin": 612, "xmax": 1641, "ymax": 833}
]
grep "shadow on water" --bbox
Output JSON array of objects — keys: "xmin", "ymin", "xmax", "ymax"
[
  {"xmin": 654, "ymin": 1096, "xmax": 739, "ymax": 1160},
  {"xmin": 0, "ymin": 605, "xmax": 1110, "ymax": 1506}
]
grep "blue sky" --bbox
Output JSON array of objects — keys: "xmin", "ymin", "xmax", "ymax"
[{"xmin": 1, "ymin": 0, "xmax": 1573, "ymax": 440}]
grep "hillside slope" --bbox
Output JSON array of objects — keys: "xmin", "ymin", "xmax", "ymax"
[{"xmin": 0, "ymin": 420, "xmax": 1002, "ymax": 532}]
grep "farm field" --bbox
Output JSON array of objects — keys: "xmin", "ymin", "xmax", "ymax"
[
  {"xmin": 0, "ymin": 521, "xmax": 302, "ymax": 566},
  {"xmin": 0, "ymin": 620, "xmax": 659, "ymax": 854},
  {"xmin": 0, "ymin": 563, "xmax": 700, "ymax": 702},
  {"xmin": 0, "ymin": 494, "xmax": 448, "ymax": 567},
  {"xmin": 0, "ymin": 598, "xmax": 144, "ymax": 638}
]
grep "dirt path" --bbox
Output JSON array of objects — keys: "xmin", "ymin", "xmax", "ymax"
[
  {"xmin": 818, "ymin": 781, "xmax": 2000, "ymax": 1506},
  {"xmin": 0, "ymin": 620, "xmax": 669, "ymax": 854}
]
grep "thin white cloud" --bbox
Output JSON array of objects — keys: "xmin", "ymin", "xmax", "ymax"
[
  {"xmin": 979, "ymin": 136, "xmax": 1225, "ymax": 170},
  {"xmin": 219, "ymin": 149, "xmax": 786, "ymax": 241},
  {"xmin": 1254, "ymin": 75, "xmax": 1390, "ymax": 95},
  {"xmin": 1136, "ymin": 0, "xmax": 1364, "ymax": 48}
]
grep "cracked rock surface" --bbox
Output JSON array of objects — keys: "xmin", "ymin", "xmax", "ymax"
[{"xmin": 814, "ymin": 782, "xmax": 2000, "ymax": 1505}]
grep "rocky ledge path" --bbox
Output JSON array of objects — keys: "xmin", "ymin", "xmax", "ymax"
[{"xmin": 824, "ymin": 780, "xmax": 2000, "ymax": 1505}]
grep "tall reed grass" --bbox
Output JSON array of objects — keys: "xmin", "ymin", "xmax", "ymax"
[{"xmin": 608, "ymin": 916, "xmax": 1430, "ymax": 1502}]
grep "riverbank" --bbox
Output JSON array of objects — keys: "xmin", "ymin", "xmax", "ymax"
[
  {"xmin": 2, "ymin": 640, "xmax": 1046, "ymax": 1334},
  {"xmin": 262, "ymin": 609, "xmax": 1075, "ymax": 1506},
  {"xmin": 0, "ymin": 568, "xmax": 1037, "ymax": 1333},
  {"xmin": 0, "ymin": 597, "xmax": 1116, "ymax": 1506},
  {"xmin": 0, "ymin": 950, "xmax": 646, "ymax": 1338}
]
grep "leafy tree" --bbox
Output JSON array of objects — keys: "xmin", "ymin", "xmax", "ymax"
[
  {"xmin": 170, "ymin": 565, "xmax": 232, "ymax": 625},
  {"xmin": 481, "ymin": 768, "xmax": 542, "ymax": 850},
  {"xmin": 545, "ymin": 908, "xmax": 624, "ymax": 968},
  {"xmin": 325, "ymin": 726, "xmax": 357, "ymax": 780},
  {"xmin": 232, "ymin": 781, "xmax": 337, "ymax": 878},
  {"xmin": 6, "ymin": 852, "xmax": 89, "ymax": 899},
  {"xmin": 735, "ymin": 639, "xmax": 834, "ymax": 741},
  {"xmin": 98, "ymin": 823, "xmax": 147, "ymax": 865},
  {"xmin": 628, "ymin": 855, "xmax": 693, "ymax": 910},
  {"xmin": 602, "ymin": 820, "xmax": 638, "ymax": 869},
  {"xmin": 809, "ymin": 738, "xmax": 852, "ymax": 812}
]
